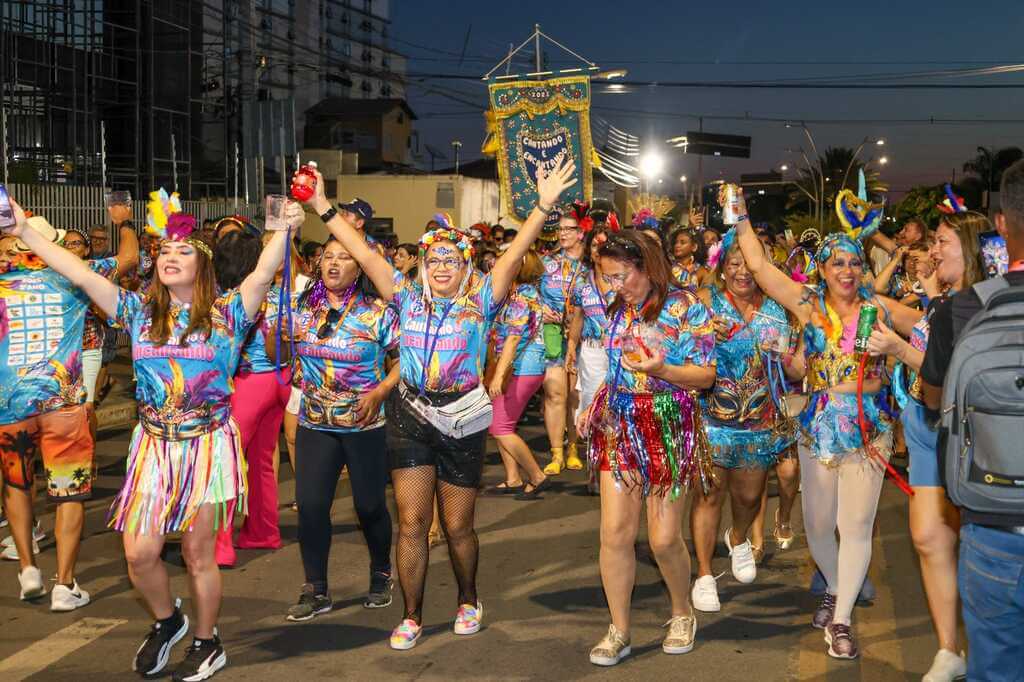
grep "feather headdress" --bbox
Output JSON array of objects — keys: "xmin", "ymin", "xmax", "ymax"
[
  {"xmin": 937, "ymin": 183, "xmax": 968, "ymax": 215},
  {"xmin": 834, "ymin": 170, "xmax": 885, "ymax": 242},
  {"xmin": 145, "ymin": 188, "xmax": 210, "ymax": 258}
]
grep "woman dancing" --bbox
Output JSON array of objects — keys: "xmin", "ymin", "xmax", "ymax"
[
  {"xmin": 578, "ymin": 230, "xmax": 716, "ymax": 666},
  {"xmin": 296, "ymin": 159, "xmax": 576, "ymax": 649}
]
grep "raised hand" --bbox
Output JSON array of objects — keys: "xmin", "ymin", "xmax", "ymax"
[
  {"xmin": 283, "ymin": 200, "xmax": 306, "ymax": 232},
  {"xmin": 536, "ymin": 156, "xmax": 578, "ymax": 208}
]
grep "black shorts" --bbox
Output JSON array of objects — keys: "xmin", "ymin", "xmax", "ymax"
[{"xmin": 386, "ymin": 388, "xmax": 486, "ymax": 488}]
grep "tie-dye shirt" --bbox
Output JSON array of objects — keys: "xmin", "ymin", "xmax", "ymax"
[
  {"xmin": 0, "ymin": 259, "xmax": 118, "ymax": 424},
  {"xmin": 276, "ymin": 289, "xmax": 400, "ymax": 432},
  {"xmin": 493, "ymin": 283, "xmax": 545, "ymax": 377},
  {"xmin": 571, "ymin": 269, "xmax": 614, "ymax": 341},
  {"xmin": 604, "ymin": 288, "xmax": 716, "ymax": 394},
  {"xmin": 111, "ymin": 289, "xmax": 254, "ymax": 440},
  {"xmin": 540, "ymin": 252, "xmax": 584, "ymax": 320},
  {"xmin": 392, "ymin": 269, "xmax": 500, "ymax": 393}
]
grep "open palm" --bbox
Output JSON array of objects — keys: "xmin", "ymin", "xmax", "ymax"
[{"xmin": 536, "ymin": 157, "xmax": 578, "ymax": 207}]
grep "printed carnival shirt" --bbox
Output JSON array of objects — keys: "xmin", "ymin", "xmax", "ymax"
[
  {"xmin": 0, "ymin": 257, "xmax": 119, "ymax": 424},
  {"xmin": 492, "ymin": 283, "xmax": 545, "ymax": 377},
  {"xmin": 571, "ymin": 269, "xmax": 615, "ymax": 342},
  {"xmin": 603, "ymin": 288, "xmax": 716, "ymax": 394},
  {"xmin": 540, "ymin": 252, "xmax": 584, "ymax": 321},
  {"xmin": 110, "ymin": 289, "xmax": 254, "ymax": 440},
  {"xmin": 392, "ymin": 269, "xmax": 501, "ymax": 393}
]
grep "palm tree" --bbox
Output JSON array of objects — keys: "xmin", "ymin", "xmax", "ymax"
[
  {"xmin": 963, "ymin": 146, "xmax": 1024, "ymax": 203},
  {"xmin": 71, "ymin": 467, "xmax": 90, "ymax": 489},
  {"xmin": 788, "ymin": 146, "xmax": 889, "ymax": 231}
]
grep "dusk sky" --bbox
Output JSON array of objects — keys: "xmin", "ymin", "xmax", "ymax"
[{"xmin": 392, "ymin": 0, "xmax": 1024, "ymax": 197}]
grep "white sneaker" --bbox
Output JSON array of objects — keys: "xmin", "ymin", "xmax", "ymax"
[
  {"xmin": 2, "ymin": 537, "xmax": 40, "ymax": 561},
  {"xmin": 18, "ymin": 566, "xmax": 46, "ymax": 600},
  {"xmin": 691, "ymin": 575, "xmax": 721, "ymax": 612},
  {"xmin": 922, "ymin": 649, "xmax": 967, "ymax": 682},
  {"xmin": 725, "ymin": 527, "xmax": 757, "ymax": 584},
  {"xmin": 51, "ymin": 580, "xmax": 91, "ymax": 612},
  {"xmin": 1, "ymin": 519, "xmax": 45, "ymax": 547}
]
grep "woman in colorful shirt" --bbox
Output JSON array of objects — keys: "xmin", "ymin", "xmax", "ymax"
[
  {"xmin": 298, "ymin": 160, "xmax": 577, "ymax": 650},
  {"xmin": 865, "ymin": 210, "xmax": 987, "ymax": 680},
  {"xmin": 666, "ymin": 226, "xmax": 709, "ymax": 291},
  {"xmin": 565, "ymin": 221, "xmax": 618, "ymax": 423},
  {"xmin": 5, "ymin": 195, "xmax": 301, "ymax": 681},
  {"xmin": 486, "ymin": 251, "xmax": 549, "ymax": 500},
  {"xmin": 733, "ymin": 192, "xmax": 921, "ymax": 660},
  {"xmin": 689, "ymin": 230, "xmax": 795, "ymax": 613},
  {"xmin": 577, "ymin": 231, "xmax": 716, "ymax": 667},
  {"xmin": 280, "ymin": 237, "xmax": 401, "ymax": 622}
]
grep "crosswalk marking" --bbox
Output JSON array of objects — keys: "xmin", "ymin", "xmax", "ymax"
[{"xmin": 0, "ymin": 617, "xmax": 126, "ymax": 681}]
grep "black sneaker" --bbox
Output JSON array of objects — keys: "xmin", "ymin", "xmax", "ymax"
[
  {"xmin": 172, "ymin": 633, "xmax": 226, "ymax": 682},
  {"xmin": 286, "ymin": 584, "xmax": 333, "ymax": 621},
  {"xmin": 364, "ymin": 571, "xmax": 393, "ymax": 609},
  {"xmin": 133, "ymin": 598, "xmax": 189, "ymax": 677}
]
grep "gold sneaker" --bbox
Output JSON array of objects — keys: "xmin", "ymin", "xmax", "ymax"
[
  {"xmin": 589, "ymin": 624, "xmax": 631, "ymax": 666},
  {"xmin": 662, "ymin": 613, "xmax": 696, "ymax": 654}
]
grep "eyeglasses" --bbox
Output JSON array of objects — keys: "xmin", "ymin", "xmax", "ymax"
[
  {"xmin": 601, "ymin": 269, "xmax": 633, "ymax": 286},
  {"xmin": 64, "ymin": 240, "xmax": 86, "ymax": 248},
  {"xmin": 425, "ymin": 257, "xmax": 461, "ymax": 271},
  {"xmin": 558, "ymin": 226, "xmax": 581, "ymax": 234},
  {"xmin": 317, "ymin": 307, "xmax": 343, "ymax": 339}
]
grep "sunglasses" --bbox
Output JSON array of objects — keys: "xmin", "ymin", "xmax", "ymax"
[{"xmin": 317, "ymin": 307, "xmax": 343, "ymax": 339}]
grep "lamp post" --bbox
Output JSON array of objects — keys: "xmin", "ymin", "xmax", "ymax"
[
  {"xmin": 785, "ymin": 146, "xmax": 822, "ymax": 223},
  {"xmin": 840, "ymin": 137, "xmax": 886, "ymax": 192},
  {"xmin": 639, "ymin": 149, "xmax": 664, "ymax": 195},
  {"xmin": 786, "ymin": 122, "xmax": 825, "ymax": 231}
]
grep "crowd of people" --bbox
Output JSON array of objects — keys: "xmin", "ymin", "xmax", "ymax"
[{"xmin": 2, "ymin": 155, "xmax": 1023, "ymax": 682}]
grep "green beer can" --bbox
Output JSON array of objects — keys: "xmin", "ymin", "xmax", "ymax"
[{"xmin": 854, "ymin": 304, "xmax": 878, "ymax": 353}]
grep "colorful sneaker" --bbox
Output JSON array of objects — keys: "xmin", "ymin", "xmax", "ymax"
[
  {"xmin": 825, "ymin": 622, "xmax": 859, "ymax": 659},
  {"xmin": 453, "ymin": 601, "xmax": 483, "ymax": 635},
  {"xmin": 812, "ymin": 592, "xmax": 837, "ymax": 629},
  {"xmin": 662, "ymin": 613, "xmax": 697, "ymax": 654},
  {"xmin": 389, "ymin": 619, "xmax": 422, "ymax": 651},
  {"xmin": 18, "ymin": 566, "xmax": 46, "ymax": 601},
  {"xmin": 589, "ymin": 624, "xmax": 631, "ymax": 666},
  {"xmin": 172, "ymin": 632, "xmax": 227, "ymax": 681},
  {"xmin": 133, "ymin": 598, "xmax": 189, "ymax": 677},
  {"xmin": 50, "ymin": 580, "xmax": 91, "ymax": 612}
]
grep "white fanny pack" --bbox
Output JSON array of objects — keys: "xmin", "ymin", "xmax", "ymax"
[{"xmin": 399, "ymin": 383, "xmax": 493, "ymax": 439}]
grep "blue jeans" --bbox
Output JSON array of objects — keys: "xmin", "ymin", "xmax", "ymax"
[{"xmin": 959, "ymin": 523, "xmax": 1024, "ymax": 681}]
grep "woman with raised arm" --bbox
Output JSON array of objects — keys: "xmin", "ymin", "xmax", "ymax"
[
  {"xmin": 688, "ymin": 229, "xmax": 795, "ymax": 613},
  {"xmin": 576, "ymin": 231, "xmax": 716, "ymax": 667},
  {"xmin": 298, "ymin": 159, "xmax": 576, "ymax": 650},
  {"xmin": 731, "ymin": 185, "xmax": 920, "ymax": 660},
  {"xmin": 2, "ymin": 192, "xmax": 301, "ymax": 682}
]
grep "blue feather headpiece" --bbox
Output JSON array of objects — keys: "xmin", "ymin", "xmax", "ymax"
[{"xmin": 835, "ymin": 170, "xmax": 884, "ymax": 242}]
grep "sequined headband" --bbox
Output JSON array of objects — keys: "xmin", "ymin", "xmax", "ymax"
[{"xmin": 418, "ymin": 214, "xmax": 473, "ymax": 261}]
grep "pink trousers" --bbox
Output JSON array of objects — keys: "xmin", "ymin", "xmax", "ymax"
[{"xmin": 216, "ymin": 369, "xmax": 291, "ymax": 566}]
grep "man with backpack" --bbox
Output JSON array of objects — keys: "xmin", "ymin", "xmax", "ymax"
[{"xmin": 921, "ymin": 158, "xmax": 1024, "ymax": 681}]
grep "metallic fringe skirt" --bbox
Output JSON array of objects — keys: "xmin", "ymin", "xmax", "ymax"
[
  {"xmin": 586, "ymin": 386, "xmax": 714, "ymax": 499},
  {"xmin": 108, "ymin": 419, "xmax": 247, "ymax": 536}
]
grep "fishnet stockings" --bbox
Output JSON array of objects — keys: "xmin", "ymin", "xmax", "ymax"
[{"xmin": 392, "ymin": 466, "xmax": 480, "ymax": 623}]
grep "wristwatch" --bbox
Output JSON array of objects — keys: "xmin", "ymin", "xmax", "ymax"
[{"xmin": 319, "ymin": 207, "xmax": 338, "ymax": 223}]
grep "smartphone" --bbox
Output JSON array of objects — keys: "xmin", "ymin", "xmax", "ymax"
[
  {"xmin": 265, "ymin": 194, "xmax": 290, "ymax": 231},
  {"xmin": 0, "ymin": 185, "xmax": 16, "ymax": 229},
  {"xmin": 979, "ymin": 230, "xmax": 1008, "ymax": 278},
  {"xmin": 105, "ymin": 190, "xmax": 131, "ymax": 207},
  {"xmin": 784, "ymin": 228, "xmax": 795, "ymax": 242}
]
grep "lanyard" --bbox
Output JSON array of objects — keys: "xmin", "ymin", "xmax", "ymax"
[
  {"xmin": 606, "ymin": 306, "xmax": 628, "ymax": 393},
  {"xmin": 321, "ymin": 283, "xmax": 358, "ymax": 339},
  {"xmin": 274, "ymin": 241, "xmax": 296, "ymax": 385},
  {"xmin": 418, "ymin": 296, "xmax": 459, "ymax": 395}
]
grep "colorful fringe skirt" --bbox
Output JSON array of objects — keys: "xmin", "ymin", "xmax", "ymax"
[
  {"xmin": 798, "ymin": 390, "xmax": 895, "ymax": 465},
  {"xmin": 109, "ymin": 419, "xmax": 247, "ymax": 536},
  {"xmin": 585, "ymin": 386, "xmax": 714, "ymax": 499},
  {"xmin": 705, "ymin": 421, "xmax": 794, "ymax": 470}
]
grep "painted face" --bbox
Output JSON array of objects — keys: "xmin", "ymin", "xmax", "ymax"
[
  {"xmin": 722, "ymin": 248, "xmax": 757, "ymax": 297},
  {"xmin": 673, "ymin": 231, "xmax": 695, "ymax": 260},
  {"xmin": 822, "ymin": 250, "xmax": 864, "ymax": 299},
  {"xmin": 157, "ymin": 241, "xmax": 201, "ymax": 288},
  {"xmin": 931, "ymin": 223, "xmax": 965, "ymax": 287},
  {"xmin": 558, "ymin": 216, "xmax": 584, "ymax": 251},
  {"xmin": 63, "ymin": 233, "xmax": 89, "ymax": 259},
  {"xmin": 600, "ymin": 256, "xmax": 650, "ymax": 306},
  {"xmin": 320, "ymin": 240, "xmax": 360, "ymax": 290},
  {"xmin": 424, "ymin": 241, "xmax": 467, "ymax": 298},
  {"xmin": 0, "ymin": 236, "xmax": 18, "ymax": 272}
]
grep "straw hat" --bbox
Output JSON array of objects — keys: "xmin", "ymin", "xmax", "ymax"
[{"xmin": 13, "ymin": 216, "xmax": 67, "ymax": 252}]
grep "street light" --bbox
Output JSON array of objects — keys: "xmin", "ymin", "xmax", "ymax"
[
  {"xmin": 640, "ymin": 151, "xmax": 664, "ymax": 179},
  {"xmin": 780, "ymin": 164, "xmax": 788, "ymax": 172},
  {"xmin": 841, "ymin": 137, "xmax": 887, "ymax": 190},
  {"xmin": 679, "ymin": 175, "xmax": 687, "ymax": 183},
  {"xmin": 876, "ymin": 139, "xmax": 886, "ymax": 146},
  {"xmin": 879, "ymin": 156, "xmax": 889, "ymax": 165}
]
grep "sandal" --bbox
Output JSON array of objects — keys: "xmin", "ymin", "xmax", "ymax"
[
  {"xmin": 486, "ymin": 481, "xmax": 524, "ymax": 495},
  {"xmin": 515, "ymin": 477, "xmax": 551, "ymax": 500}
]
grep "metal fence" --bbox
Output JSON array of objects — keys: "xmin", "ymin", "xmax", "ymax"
[{"xmin": 7, "ymin": 183, "xmax": 264, "ymax": 233}]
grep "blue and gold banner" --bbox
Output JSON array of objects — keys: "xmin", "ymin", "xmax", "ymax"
[{"xmin": 483, "ymin": 76, "xmax": 595, "ymax": 235}]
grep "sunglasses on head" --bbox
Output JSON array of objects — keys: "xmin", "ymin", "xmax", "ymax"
[{"xmin": 317, "ymin": 307, "xmax": 343, "ymax": 339}]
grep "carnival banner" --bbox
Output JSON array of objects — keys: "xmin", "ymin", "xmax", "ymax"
[{"xmin": 483, "ymin": 75, "xmax": 596, "ymax": 235}]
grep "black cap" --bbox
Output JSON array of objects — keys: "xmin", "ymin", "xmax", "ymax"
[{"xmin": 338, "ymin": 198, "xmax": 373, "ymax": 221}]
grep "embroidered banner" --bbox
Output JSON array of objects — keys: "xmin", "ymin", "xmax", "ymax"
[{"xmin": 483, "ymin": 76, "xmax": 595, "ymax": 238}]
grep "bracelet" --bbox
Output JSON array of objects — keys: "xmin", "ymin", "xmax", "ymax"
[
  {"xmin": 733, "ymin": 214, "xmax": 749, "ymax": 224},
  {"xmin": 319, "ymin": 207, "xmax": 338, "ymax": 223},
  {"xmin": 536, "ymin": 202, "xmax": 555, "ymax": 216}
]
